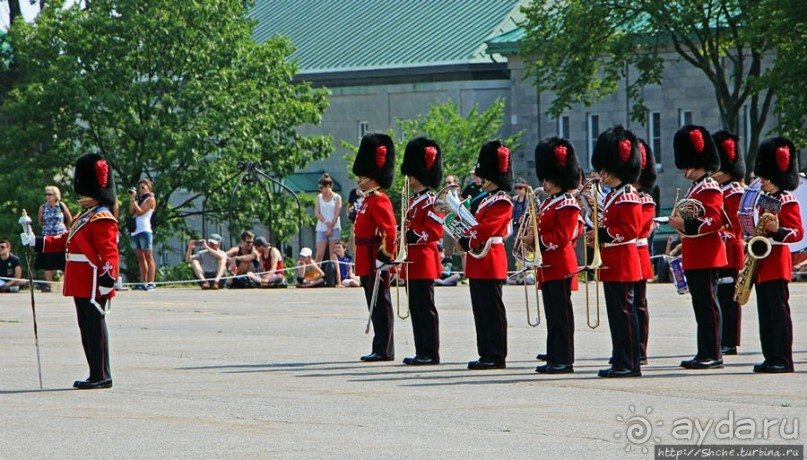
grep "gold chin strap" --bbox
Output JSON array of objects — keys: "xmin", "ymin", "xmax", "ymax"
[{"xmin": 78, "ymin": 196, "xmax": 96, "ymax": 207}]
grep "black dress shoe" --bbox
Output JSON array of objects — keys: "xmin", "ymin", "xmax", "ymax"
[
  {"xmin": 721, "ymin": 346, "xmax": 737, "ymax": 355},
  {"xmin": 536, "ymin": 363, "xmax": 574, "ymax": 374},
  {"xmin": 468, "ymin": 360, "xmax": 506, "ymax": 370},
  {"xmin": 75, "ymin": 378, "xmax": 112, "ymax": 389},
  {"xmin": 680, "ymin": 358, "xmax": 724, "ymax": 369},
  {"xmin": 403, "ymin": 356, "xmax": 440, "ymax": 366},
  {"xmin": 360, "ymin": 352, "xmax": 394, "ymax": 362},
  {"xmin": 598, "ymin": 367, "xmax": 641, "ymax": 378},
  {"xmin": 753, "ymin": 363, "xmax": 793, "ymax": 373},
  {"xmin": 536, "ymin": 353, "xmax": 548, "ymax": 361}
]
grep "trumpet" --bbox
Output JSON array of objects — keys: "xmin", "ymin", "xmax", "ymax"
[
  {"xmin": 395, "ymin": 179, "xmax": 411, "ymax": 320},
  {"xmin": 578, "ymin": 179, "xmax": 601, "ymax": 329},
  {"xmin": 511, "ymin": 186, "xmax": 543, "ymax": 327},
  {"xmin": 434, "ymin": 184, "xmax": 492, "ymax": 258}
]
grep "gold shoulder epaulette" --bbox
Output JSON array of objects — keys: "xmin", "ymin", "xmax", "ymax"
[{"xmin": 90, "ymin": 210, "xmax": 117, "ymax": 222}]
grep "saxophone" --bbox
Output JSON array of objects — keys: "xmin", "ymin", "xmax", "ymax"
[{"xmin": 733, "ymin": 213, "xmax": 775, "ymax": 306}]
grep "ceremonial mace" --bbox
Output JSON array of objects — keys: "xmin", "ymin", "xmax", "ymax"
[{"xmin": 19, "ymin": 210, "xmax": 43, "ymax": 390}]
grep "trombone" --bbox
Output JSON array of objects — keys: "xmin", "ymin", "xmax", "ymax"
[
  {"xmin": 511, "ymin": 185, "xmax": 543, "ymax": 327},
  {"xmin": 579, "ymin": 179, "xmax": 602, "ymax": 329},
  {"xmin": 395, "ymin": 179, "xmax": 410, "ymax": 320}
]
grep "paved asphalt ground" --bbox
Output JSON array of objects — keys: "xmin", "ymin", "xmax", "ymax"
[{"xmin": 1, "ymin": 283, "xmax": 805, "ymax": 459}]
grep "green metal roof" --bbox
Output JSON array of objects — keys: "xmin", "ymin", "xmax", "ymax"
[
  {"xmin": 249, "ymin": 0, "xmax": 526, "ymax": 73},
  {"xmin": 484, "ymin": 26, "xmax": 525, "ymax": 55},
  {"xmin": 284, "ymin": 171, "xmax": 342, "ymax": 194}
]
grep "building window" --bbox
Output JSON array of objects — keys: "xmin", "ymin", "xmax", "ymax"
[
  {"xmin": 678, "ymin": 110, "xmax": 692, "ymax": 127},
  {"xmin": 557, "ymin": 115, "xmax": 570, "ymax": 139},
  {"xmin": 358, "ymin": 121, "xmax": 369, "ymax": 139},
  {"xmin": 649, "ymin": 111, "xmax": 662, "ymax": 165},
  {"xmin": 587, "ymin": 114, "xmax": 599, "ymax": 170}
]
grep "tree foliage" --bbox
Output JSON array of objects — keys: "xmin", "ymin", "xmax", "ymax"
[
  {"xmin": 0, "ymin": 0, "xmax": 332, "ymax": 250},
  {"xmin": 520, "ymin": 0, "xmax": 795, "ymax": 168},
  {"xmin": 341, "ymin": 98, "xmax": 522, "ymax": 212}
]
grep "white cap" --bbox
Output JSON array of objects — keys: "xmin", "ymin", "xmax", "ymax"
[{"xmin": 299, "ymin": 247, "xmax": 313, "ymax": 257}]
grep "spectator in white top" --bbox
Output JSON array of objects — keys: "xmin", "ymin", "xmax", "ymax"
[
  {"xmin": 186, "ymin": 233, "xmax": 227, "ymax": 289},
  {"xmin": 128, "ymin": 178, "xmax": 157, "ymax": 290},
  {"xmin": 314, "ymin": 172, "xmax": 342, "ymax": 263}
]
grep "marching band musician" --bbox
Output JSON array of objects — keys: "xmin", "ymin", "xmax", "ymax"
[
  {"xmin": 400, "ymin": 137, "xmax": 444, "ymax": 366},
  {"xmin": 751, "ymin": 137, "xmax": 803, "ymax": 373},
  {"xmin": 669, "ymin": 125, "xmax": 727, "ymax": 370},
  {"xmin": 532, "ymin": 137, "xmax": 581, "ymax": 374},
  {"xmin": 634, "ymin": 139, "xmax": 657, "ymax": 364},
  {"xmin": 20, "ymin": 153, "xmax": 119, "ymax": 389},
  {"xmin": 459, "ymin": 140, "xmax": 514, "ymax": 370},
  {"xmin": 589, "ymin": 126, "xmax": 643, "ymax": 378},
  {"xmin": 711, "ymin": 130, "xmax": 745, "ymax": 356},
  {"xmin": 352, "ymin": 133, "xmax": 398, "ymax": 362}
]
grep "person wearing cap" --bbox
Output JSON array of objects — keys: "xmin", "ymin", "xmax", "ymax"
[
  {"xmin": 532, "ymin": 137, "xmax": 582, "ymax": 374},
  {"xmin": 589, "ymin": 126, "xmax": 643, "ymax": 378},
  {"xmin": 750, "ymin": 137, "xmax": 803, "ymax": 373},
  {"xmin": 186, "ymin": 233, "xmax": 227, "ymax": 289},
  {"xmin": 458, "ymin": 140, "xmax": 513, "ymax": 370},
  {"xmin": 296, "ymin": 247, "xmax": 325, "ymax": 288},
  {"xmin": 633, "ymin": 139, "xmax": 658, "ymax": 364},
  {"xmin": 669, "ymin": 125, "xmax": 727, "ymax": 370},
  {"xmin": 352, "ymin": 133, "xmax": 398, "ymax": 362},
  {"xmin": 252, "ymin": 236, "xmax": 286, "ymax": 288},
  {"xmin": 399, "ymin": 137, "xmax": 444, "ymax": 366},
  {"xmin": 712, "ymin": 130, "xmax": 746, "ymax": 356},
  {"xmin": 21, "ymin": 153, "xmax": 119, "ymax": 389}
]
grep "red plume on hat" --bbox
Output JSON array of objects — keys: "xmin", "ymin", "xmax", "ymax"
[
  {"xmin": 689, "ymin": 129, "xmax": 705, "ymax": 153},
  {"xmin": 95, "ymin": 159, "xmax": 109, "ymax": 188},
  {"xmin": 497, "ymin": 146, "xmax": 510, "ymax": 173},
  {"xmin": 73, "ymin": 153, "xmax": 117, "ymax": 207},
  {"xmin": 754, "ymin": 136, "xmax": 799, "ymax": 191},
  {"xmin": 554, "ymin": 145, "xmax": 568, "ymax": 167},
  {"xmin": 424, "ymin": 146, "xmax": 437, "ymax": 171},
  {"xmin": 712, "ymin": 130, "xmax": 744, "ymax": 180},
  {"xmin": 375, "ymin": 146, "xmax": 387, "ymax": 169}
]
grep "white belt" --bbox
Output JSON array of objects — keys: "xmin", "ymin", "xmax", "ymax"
[
  {"xmin": 66, "ymin": 253, "xmax": 90, "ymax": 262},
  {"xmin": 489, "ymin": 236, "xmax": 504, "ymax": 244},
  {"xmin": 636, "ymin": 238, "xmax": 648, "ymax": 247},
  {"xmin": 602, "ymin": 238, "xmax": 637, "ymax": 248}
]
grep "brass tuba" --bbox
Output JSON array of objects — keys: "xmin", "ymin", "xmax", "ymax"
[{"xmin": 434, "ymin": 184, "xmax": 492, "ymax": 259}]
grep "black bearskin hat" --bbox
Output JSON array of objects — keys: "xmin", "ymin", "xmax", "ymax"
[
  {"xmin": 637, "ymin": 138, "xmax": 657, "ymax": 192},
  {"xmin": 754, "ymin": 137, "xmax": 800, "ymax": 191},
  {"xmin": 474, "ymin": 140, "xmax": 513, "ymax": 192},
  {"xmin": 591, "ymin": 125, "xmax": 641, "ymax": 183},
  {"xmin": 534, "ymin": 137, "xmax": 581, "ymax": 191},
  {"xmin": 74, "ymin": 153, "xmax": 117, "ymax": 207},
  {"xmin": 401, "ymin": 137, "xmax": 443, "ymax": 189},
  {"xmin": 712, "ymin": 130, "xmax": 745, "ymax": 181},
  {"xmin": 353, "ymin": 133, "xmax": 396, "ymax": 189},
  {"xmin": 673, "ymin": 125, "xmax": 719, "ymax": 172}
]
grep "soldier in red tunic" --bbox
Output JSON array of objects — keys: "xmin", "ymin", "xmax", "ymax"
[
  {"xmin": 21, "ymin": 153, "xmax": 119, "ymax": 389},
  {"xmin": 590, "ymin": 126, "xmax": 643, "ymax": 378},
  {"xmin": 400, "ymin": 137, "xmax": 444, "ymax": 366},
  {"xmin": 669, "ymin": 125, "xmax": 727, "ymax": 370},
  {"xmin": 459, "ymin": 140, "xmax": 513, "ymax": 370},
  {"xmin": 352, "ymin": 133, "xmax": 398, "ymax": 362},
  {"xmin": 751, "ymin": 137, "xmax": 803, "ymax": 373},
  {"xmin": 533, "ymin": 137, "xmax": 581, "ymax": 374},
  {"xmin": 634, "ymin": 139, "xmax": 657, "ymax": 364},
  {"xmin": 711, "ymin": 130, "xmax": 745, "ymax": 356}
]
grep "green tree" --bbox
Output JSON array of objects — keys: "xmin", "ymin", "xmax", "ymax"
[
  {"xmin": 520, "ymin": 0, "xmax": 787, "ymax": 169},
  {"xmin": 341, "ymin": 98, "xmax": 522, "ymax": 212},
  {"xmin": 0, "ymin": 0, "xmax": 332, "ymax": 260}
]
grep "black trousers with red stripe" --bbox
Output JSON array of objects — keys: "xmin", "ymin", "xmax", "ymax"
[
  {"xmin": 407, "ymin": 279, "xmax": 440, "ymax": 360},
  {"xmin": 541, "ymin": 277, "xmax": 574, "ymax": 365},
  {"xmin": 469, "ymin": 279, "xmax": 507, "ymax": 364},
  {"xmin": 75, "ymin": 297, "xmax": 111, "ymax": 381},
  {"xmin": 634, "ymin": 280, "xmax": 649, "ymax": 357},
  {"xmin": 717, "ymin": 268, "xmax": 741, "ymax": 348},
  {"xmin": 684, "ymin": 268, "xmax": 723, "ymax": 360},
  {"xmin": 603, "ymin": 282, "xmax": 641, "ymax": 372},
  {"xmin": 360, "ymin": 273, "xmax": 394, "ymax": 357},
  {"xmin": 755, "ymin": 280, "xmax": 793, "ymax": 369}
]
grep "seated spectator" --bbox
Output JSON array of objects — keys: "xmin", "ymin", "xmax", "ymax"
[
  {"xmin": 332, "ymin": 240, "xmax": 360, "ymax": 287},
  {"xmin": 226, "ymin": 230, "xmax": 260, "ymax": 288},
  {"xmin": 434, "ymin": 243, "xmax": 461, "ymax": 286},
  {"xmin": 0, "ymin": 240, "xmax": 27, "ymax": 293},
  {"xmin": 296, "ymin": 247, "xmax": 325, "ymax": 288},
  {"xmin": 655, "ymin": 235, "xmax": 682, "ymax": 283},
  {"xmin": 252, "ymin": 236, "xmax": 287, "ymax": 288},
  {"xmin": 186, "ymin": 234, "xmax": 227, "ymax": 289}
]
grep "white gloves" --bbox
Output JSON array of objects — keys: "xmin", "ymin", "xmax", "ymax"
[{"xmin": 20, "ymin": 230, "xmax": 35, "ymax": 247}]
